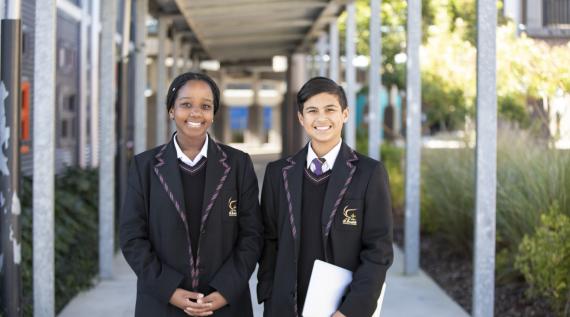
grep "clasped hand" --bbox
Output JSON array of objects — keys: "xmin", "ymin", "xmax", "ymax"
[{"xmin": 170, "ymin": 288, "xmax": 228, "ymax": 316}]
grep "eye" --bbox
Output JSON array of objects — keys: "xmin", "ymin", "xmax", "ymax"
[
  {"xmin": 202, "ymin": 104, "xmax": 212, "ymax": 110},
  {"xmin": 179, "ymin": 102, "xmax": 191, "ymax": 109}
]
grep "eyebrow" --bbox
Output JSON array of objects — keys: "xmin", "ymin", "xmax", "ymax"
[
  {"xmin": 305, "ymin": 104, "xmax": 338, "ymax": 110},
  {"xmin": 176, "ymin": 96, "xmax": 213, "ymax": 102}
]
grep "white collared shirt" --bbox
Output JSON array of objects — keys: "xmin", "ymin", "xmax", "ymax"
[
  {"xmin": 173, "ymin": 133, "xmax": 209, "ymax": 166},
  {"xmin": 306, "ymin": 139, "xmax": 342, "ymax": 174}
]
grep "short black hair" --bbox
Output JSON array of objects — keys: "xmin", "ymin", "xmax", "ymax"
[
  {"xmin": 296, "ymin": 76, "xmax": 348, "ymax": 113},
  {"xmin": 166, "ymin": 72, "xmax": 220, "ymax": 114}
]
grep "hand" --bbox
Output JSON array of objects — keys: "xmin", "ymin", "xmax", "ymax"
[
  {"xmin": 201, "ymin": 291, "xmax": 228, "ymax": 311},
  {"xmin": 331, "ymin": 311, "xmax": 347, "ymax": 317},
  {"xmin": 169, "ymin": 288, "xmax": 212, "ymax": 316}
]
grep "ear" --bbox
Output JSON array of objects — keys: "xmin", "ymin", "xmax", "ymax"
[
  {"xmin": 169, "ymin": 109, "xmax": 174, "ymax": 120},
  {"xmin": 297, "ymin": 111, "xmax": 305, "ymax": 127},
  {"xmin": 342, "ymin": 107, "xmax": 349, "ymax": 123}
]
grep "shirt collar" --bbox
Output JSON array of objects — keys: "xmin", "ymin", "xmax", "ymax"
[
  {"xmin": 306, "ymin": 138, "xmax": 342, "ymax": 172},
  {"xmin": 174, "ymin": 133, "xmax": 209, "ymax": 167}
]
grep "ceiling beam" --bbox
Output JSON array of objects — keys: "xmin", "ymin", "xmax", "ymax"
[
  {"xmin": 200, "ymin": 19, "xmax": 313, "ymax": 37},
  {"xmin": 203, "ymin": 33, "xmax": 303, "ymax": 46},
  {"xmin": 183, "ymin": 1, "xmax": 327, "ymax": 17},
  {"xmin": 296, "ymin": 0, "xmax": 347, "ymax": 53}
]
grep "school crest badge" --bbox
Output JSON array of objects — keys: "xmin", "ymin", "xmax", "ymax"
[
  {"xmin": 228, "ymin": 197, "xmax": 237, "ymax": 217},
  {"xmin": 342, "ymin": 205, "xmax": 357, "ymax": 226}
]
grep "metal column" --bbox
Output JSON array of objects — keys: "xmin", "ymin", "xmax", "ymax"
[
  {"xmin": 404, "ymin": 0, "xmax": 422, "ymax": 275},
  {"xmin": 155, "ymin": 16, "xmax": 169, "ymax": 145},
  {"xmin": 282, "ymin": 53, "xmax": 307, "ymax": 156},
  {"xmin": 329, "ymin": 20, "xmax": 339, "ymax": 82},
  {"xmin": 344, "ymin": 1, "xmax": 357, "ymax": 148},
  {"xmin": 117, "ymin": 0, "xmax": 132, "ymax": 236},
  {"xmin": 171, "ymin": 33, "xmax": 182, "ymax": 78},
  {"xmin": 134, "ymin": 0, "xmax": 148, "ymax": 154},
  {"xmin": 99, "ymin": 0, "xmax": 117, "ymax": 280},
  {"xmin": 368, "ymin": 0, "xmax": 381, "ymax": 160},
  {"xmin": 473, "ymin": 0, "xmax": 498, "ymax": 316},
  {"xmin": 0, "ymin": 0, "xmax": 22, "ymax": 315},
  {"xmin": 246, "ymin": 73, "xmax": 263, "ymax": 145},
  {"xmin": 90, "ymin": 0, "xmax": 101, "ymax": 167},
  {"xmin": 317, "ymin": 33, "xmax": 327, "ymax": 77},
  {"xmin": 78, "ymin": 0, "xmax": 89, "ymax": 167},
  {"xmin": 32, "ymin": 0, "xmax": 56, "ymax": 315}
]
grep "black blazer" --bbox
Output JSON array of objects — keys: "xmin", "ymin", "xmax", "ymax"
[
  {"xmin": 257, "ymin": 143, "xmax": 393, "ymax": 317},
  {"xmin": 120, "ymin": 136, "xmax": 263, "ymax": 317}
]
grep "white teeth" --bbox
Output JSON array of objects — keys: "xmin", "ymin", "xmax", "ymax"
[
  {"xmin": 187, "ymin": 122, "xmax": 202, "ymax": 128},
  {"xmin": 315, "ymin": 126, "xmax": 330, "ymax": 130}
]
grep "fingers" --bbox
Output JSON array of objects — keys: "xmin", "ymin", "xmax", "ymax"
[
  {"xmin": 184, "ymin": 303, "xmax": 213, "ymax": 316},
  {"xmin": 184, "ymin": 291, "xmax": 205, "ymax": 300},
  {"xmin": 184, "ymin": 298, "xmax": 212, "ymax": 316}
]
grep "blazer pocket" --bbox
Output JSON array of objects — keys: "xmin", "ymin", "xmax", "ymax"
[{"xmin": 334, "ymin": 199, "xmax": 363, "ymax": 231}]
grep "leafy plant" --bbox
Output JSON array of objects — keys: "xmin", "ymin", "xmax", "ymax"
[
  {"xmin": 21, "ymin": 168, "xmax": 99, "ymax": 316},
  {"xmin": 515, "ymin": 204, "xmax": 570, "ymax": 316}
]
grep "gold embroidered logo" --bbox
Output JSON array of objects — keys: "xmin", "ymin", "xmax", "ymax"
[
  {"xmin": 228, "ymin": 198, "xmax": 237, "ymax": 217},
  {"xmin": 342, "ymin": 206, "xmax": 357, "ymax": 226}
]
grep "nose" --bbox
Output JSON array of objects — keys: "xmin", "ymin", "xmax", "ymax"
[{"xmin": 189, "ymin": 107, "xmax": 202, "ymax": 117}]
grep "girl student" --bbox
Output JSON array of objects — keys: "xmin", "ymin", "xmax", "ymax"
[{"xmin": 120, "ymin": 72, "xmax": 263, "ymax": 316}]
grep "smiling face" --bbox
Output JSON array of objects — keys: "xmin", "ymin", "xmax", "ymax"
[
  {"xmin": 297, "ymin": 92, "xmax": 348, "ymax": 150},
  {"xmin": 169, "ymin": 80, "xmax": 214, "ymax": 143}
]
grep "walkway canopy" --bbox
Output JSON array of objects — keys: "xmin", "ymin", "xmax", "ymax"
[{"xmin": 153, "ymin": 0, "xmax": 345, "ymax": 66}]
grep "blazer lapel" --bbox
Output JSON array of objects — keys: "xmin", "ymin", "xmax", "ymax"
[
  {"xmin": 321, "ymin": 143, "xmax": 359, "ymax": 256},
  {"xmin": 201, "ymin": 137, "xmax": 231, "ymax": 231},
  {"xmin": 282, "ymin": 145, "xmax": 307, "ymax": 259},
  {"xmin": 153, "ymin": 139, "xmax": 187, "ymax": 225}
]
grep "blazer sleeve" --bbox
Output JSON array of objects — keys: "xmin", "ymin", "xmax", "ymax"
[
  {"xmin": 256, "ymin": 163, "xmax": 278, "ymax": 303},
  {"xmin": 209, "ymin": 154, "xmax": 263, "ymax": 306},
  {"xmin": 120, "ymin": 158, "xmax": 185, "ymax": 304},
  {"xmin": 339, "ymin": 162, "xmax": 394, "ymax": 317}
]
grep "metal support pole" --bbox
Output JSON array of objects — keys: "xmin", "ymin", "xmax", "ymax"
[
  {"xmin": 345, "ymin": 1, "xmax": 357, "ymax": 148},
  {"xmin": 117, "ymin": 0, "xmax": 132, "ymax": 233},
  {"xmin": 282, "ymin": 53, "xmax": 307, "ymax": 156},
  {"xmin": 32, "ymin": 0, "xmax": 56, "ymax": 315},
  {"xmin": 134, "ymin": 0, "xmax": 148, "ymax": 154},
  {"xmin": 329, "ymin": 20, "xmax": 339, "ymax": 82},
  {"xmin": 0, "ymin": 0, "xmax": 22, "ymax": 315},
  {"xmin": 99, "ymin": 0, "xmax": 117, "ymax": 280},
  {"xmin": 183, "ymin": 43, "xmax": 192, "ymax": 72},
  {"xmin": 156, "ymin": 16, "xmax": 169, "ymax": 145},
  {"xmin": 168, "ymin": 33, "xmax": 179, "ymax": 136},
  {"xmin": 473, "ymin": 0, "xmax": 497, "ymax": 316},
  {"xmin": 368, "ymin": 0, "xmax": 381, "ymax": 160},
  {"xmin": 317, "ymin": 33, "xmax": 327, "ymax": 77},
  {"xmin": 171, "ymin": 33, "xmax": 182, "ymax": 78},
  {"xmin": 245, "ymin": 72, "xmax": 263, "ymax": 145},
  {"xmin": 90, "ymin": 0, "xmax": 101, "ymax": 167},
  {"xmin": 78, "ymin": 0, "xmax": 89, "ymax": 167},
  {"xmin": 404, "ymin": 0, "xmax": 421, "ymax": 275}
]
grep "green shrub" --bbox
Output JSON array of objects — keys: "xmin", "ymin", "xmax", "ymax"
[
  {"xmin": 421, "ymin": 127, "xmax": 570, "ymax": 267},
  {"xmin": 515, "ymin": 204, "xmax": 570, "ymax": 316},
  {"xmin": 381, "ymin": 145, "xmax": 404, "ymax": 211},
  {"xmin": 21, "ymin": 168, "xmax": 99, "ymax": 316}
]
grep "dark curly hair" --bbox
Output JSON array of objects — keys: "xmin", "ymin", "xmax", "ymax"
[{"xmin": 166, "ymin": 72, "xmax": 221, "ymax": 114}]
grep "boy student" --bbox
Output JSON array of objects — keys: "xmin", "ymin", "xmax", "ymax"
[{"xmin": 257, "ymin": 77, "xmax": 393, "ymax": 317}]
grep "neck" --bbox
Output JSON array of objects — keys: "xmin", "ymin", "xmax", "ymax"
[
  {"xmin": 177, "ymin": 133, "xmax": 206, "ymax": 159},
  {"xmin": 310, "ymin": 139, "xmax": 339, "ymax": 158}
]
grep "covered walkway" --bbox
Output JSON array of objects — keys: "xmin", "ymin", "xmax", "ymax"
[{"xmin": 0, "ymin": 0, "xmax": 500, "ymax": 316}]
